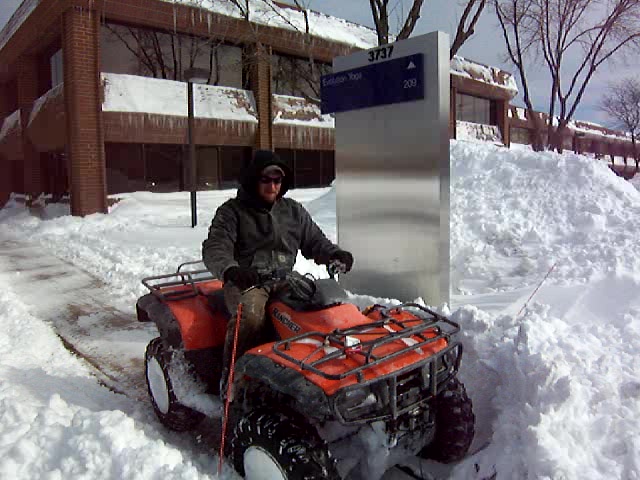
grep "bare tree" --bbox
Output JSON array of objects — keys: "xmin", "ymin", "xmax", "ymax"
[
  {"xmin": 451, "ymin": 0, "xmax": 487, "ymax": 58},
  {"xmin": 494, "ymin": 0, "xmax": 640, "ymax": 152},
  {"xmin": 494, "ymin": 0, "xmax": 545, "ymax": 150},
  {"xmin": 601, "ymin": 78, "xmax": 640, "ymax": 169},
  {"xmin": 369, "ymin": 0, "xmax": 425, "ymax": 46},
  {"xmin": 260, "ymin": 0, "xmax": 331, "ymax": 103},
  {"xmin": 228, "ymin": 0, "xmax": 250, "ymax": 20},
  {"xmin": 536, "ymin": 0, "xmax": 640, "ymax": 151}
]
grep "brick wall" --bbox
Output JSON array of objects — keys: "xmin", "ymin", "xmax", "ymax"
[
  {"xmin": 0, "ymin": 82, "xmax": 16, "ymax": 121},
  {"xmin": 63, "ymin": 6, "xmax": 107, "ymax": 216}
]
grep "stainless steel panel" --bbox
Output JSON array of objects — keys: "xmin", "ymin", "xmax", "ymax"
[{"xmin": 334, "ymin": 32, "xmax": 450, "ymax": 305}]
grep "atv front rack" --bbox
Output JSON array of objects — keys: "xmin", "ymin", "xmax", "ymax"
[
  {"xmin": 141, "ymin": 260, "xmax": 217, "ymax": 301},
  {"xmin": 273, "ymin": 303, "xmax": 461, "ymax": 384}
]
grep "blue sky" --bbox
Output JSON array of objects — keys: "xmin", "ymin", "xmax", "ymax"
[{"xmin": 1, "ymin": 0, "xmax": 637, "ymax": 127}]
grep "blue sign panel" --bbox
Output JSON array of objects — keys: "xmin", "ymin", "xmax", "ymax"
[{"xmin": 321, "ymin": 53, "xmax": 424, "ymax": 114}]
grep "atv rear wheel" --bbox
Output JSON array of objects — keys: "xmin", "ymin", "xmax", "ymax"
[
  {"xmin": 144, "ymin": 337, "xmax": 204, "ymax": 432},
  {"xmin": 420, "ymin": 377, "xmax": 475, "ymax": 463},
  {"xmin": 230, "ymin": 409, "xmax": 337, "ymax": 480}
]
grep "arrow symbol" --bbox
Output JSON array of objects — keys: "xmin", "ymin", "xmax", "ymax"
[{"xmin": 407, "ymin": 61, "xmax": 416, "ymax": 70}]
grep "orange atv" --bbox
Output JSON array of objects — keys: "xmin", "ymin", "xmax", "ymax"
[{"xmin": 136, "ymin": 261, "xmax": 474, "ymax": 479}]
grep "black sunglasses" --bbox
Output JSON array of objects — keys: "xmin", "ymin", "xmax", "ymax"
[{"xmin": 259, "ymin": 175, "xmax": 283, "ymax": 185}]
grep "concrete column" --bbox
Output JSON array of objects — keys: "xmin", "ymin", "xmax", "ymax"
[
  {"xmin": 16, "ymin": 55, "xmax": 42, "ymax": 198},
  {"xmin": 247, "ymin": 43, "xmax": 273, "ymax": 150},
  {"xmin": 62, "ymin": 6, "xmax": 107, "ymax": 215}
]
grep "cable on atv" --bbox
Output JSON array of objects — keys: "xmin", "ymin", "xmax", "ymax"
[{"xmin": 218, "ymin": 302, "xmax": 243, "ymax": 476}]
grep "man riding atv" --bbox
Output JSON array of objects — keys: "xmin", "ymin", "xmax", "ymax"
[
  {"xmin": 202, "ymin": 149, "xmax": 354, "ymax": 398},
  {"xmin": 139, "ymin": 152, "xmax": 474, "ymax": 478}
]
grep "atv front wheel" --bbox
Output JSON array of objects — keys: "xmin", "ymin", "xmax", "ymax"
[
  {"xmin": 144, "ymin": 337, "xmax": 204, "ymax": 432},
  {"xmin": 230, "ymin": 409, "xmax": 337, "ymax": 480},
  {"xmin": 420, "ymin": 377, "xmax": 475, "ymax": 463}
]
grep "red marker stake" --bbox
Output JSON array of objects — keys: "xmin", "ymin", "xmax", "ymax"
[{"xmin": 218, "ymin": 302, "xmax": 243, "ymax": 476}]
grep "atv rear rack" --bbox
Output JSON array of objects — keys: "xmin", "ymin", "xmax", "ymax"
[
  {"xmin": 141, "ymin": 260, "xmax": 217, "ymax": 301},
  {"xmin": 273, "ymin": 303, "xmax": 461, "ymax": 384}
]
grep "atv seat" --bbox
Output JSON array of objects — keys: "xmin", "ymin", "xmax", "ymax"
[{"xmin": 206, "ymin": 289, "xmax": 231, "ymax": 319}]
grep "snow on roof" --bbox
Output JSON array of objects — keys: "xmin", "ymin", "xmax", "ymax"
[
  {"xmin": 0, "ymin": 0, "xmax": 39, "ymax": 52},
  {"xmin": 28, "ymin": 83, "xmax": 63, "ymax": 126},
  {"xmin": 163, "ymin": 0, "xmax": 378, "ymax": 50},
  {"xmin": 102, "ymin": 73, "xmax": 258, "ymax": 122},
  {"xmin": 0, "ymin": 110, "xmax": 21, "ymax": 143},
  {"xmin": 570, "ymin": 119, "xmax": 630, "ymax": 141},
  {"xmin": 451, "ymin": 55, "xmax": 518, "ymax": 97},
  {"xmin": 272, "ymin": 94, "xmax": 334, "ymax": 128}
]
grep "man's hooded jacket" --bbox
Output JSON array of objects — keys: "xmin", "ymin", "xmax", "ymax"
[{"xmin": 202, "ymin": 151, "xmax": 339, "ymax": 279}]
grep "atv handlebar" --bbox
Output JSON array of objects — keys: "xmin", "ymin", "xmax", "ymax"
[
  {"xmin": 327, "ymin": 260, "xmax": 347, "ymax": 278},
  {"xmin": 240, "ymin": 261, "xmax": 346, "ymax": 299}
]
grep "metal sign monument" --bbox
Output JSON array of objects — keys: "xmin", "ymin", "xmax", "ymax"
[{"xmin": 323, "ymin": 32, "xmax": 450, "ymax": 305}]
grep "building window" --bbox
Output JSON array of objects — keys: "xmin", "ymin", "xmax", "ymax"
[
  {"xmin": 272, "ymin": 54, "xmax": 331, "ymax": 99},
  {"xmin": 456, "ymin": 93, "xmax": 492, "ymax": 125},
  {"xmin": 50, "ymin": 49, "xmax": 63, "ymax": 87}
]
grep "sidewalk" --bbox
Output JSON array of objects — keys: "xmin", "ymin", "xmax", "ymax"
[{"xmin": 0, "ymin": 234, "xmax": 154, "ymax": 400}]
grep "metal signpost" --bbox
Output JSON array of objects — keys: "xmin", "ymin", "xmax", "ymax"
[
  {"xmin": 321, "ymin": 32, "xmax": 450, "ymax": 305},
  {"xmin": 184, "ymin": 67, "xmax": 209, "ymax": 228}
]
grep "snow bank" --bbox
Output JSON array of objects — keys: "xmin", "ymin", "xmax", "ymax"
[
  {"xmin": 450, "ymin": 140, "xmax": 640, "ymax": 295},
  {"xmin": 0, "ymin": 282, "xmax": 219, "ymax": 479}
]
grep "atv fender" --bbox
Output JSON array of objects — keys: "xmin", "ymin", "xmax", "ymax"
[
  {"xmin": 234, "ymin": 353, "xmax": 333, "ymax": 421},
  {"xmin": 136, "ymin": 294, "xmax": 184, "ymax": 349}
]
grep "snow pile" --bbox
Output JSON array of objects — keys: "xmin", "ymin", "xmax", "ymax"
[
  {"xmin": 1, "ymin": 141, "xmax": 640, "ymax": 479},
  {"xmin": 450, "ymin": 141, "xmax": 640, "ymax": 294},
  {"xmin": 0, "ymin": 285, "xmax": 218, "ymax": 479},
  {"xmin": 102, "ymin": 73, "xmax": 258, "ymax": 122},
  {"xmin": 451, "ymin": 56, "xmax": 518, "ymax": 97},
  {"xmin": 272, "ymin": 94, "xmax": 334, "ymax": 128}
]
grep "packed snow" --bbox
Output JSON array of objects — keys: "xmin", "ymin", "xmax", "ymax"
[{"xmin": 1, "ymin": 140, "xmax": 640, "ymax": 479}]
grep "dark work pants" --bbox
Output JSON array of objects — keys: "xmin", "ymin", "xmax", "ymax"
[{"xmin": 220, "ymin": 283, "xmax": 274, "ymax": 395}]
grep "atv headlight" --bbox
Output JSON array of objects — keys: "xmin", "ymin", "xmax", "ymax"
[{"xmin": 335, "ymin": 387, "xmax": 379, "ymax": 422}]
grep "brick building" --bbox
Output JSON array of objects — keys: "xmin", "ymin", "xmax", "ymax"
[{"xmin": 0, "ymin": 0, "xmax": 635, "ymax": 213}]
